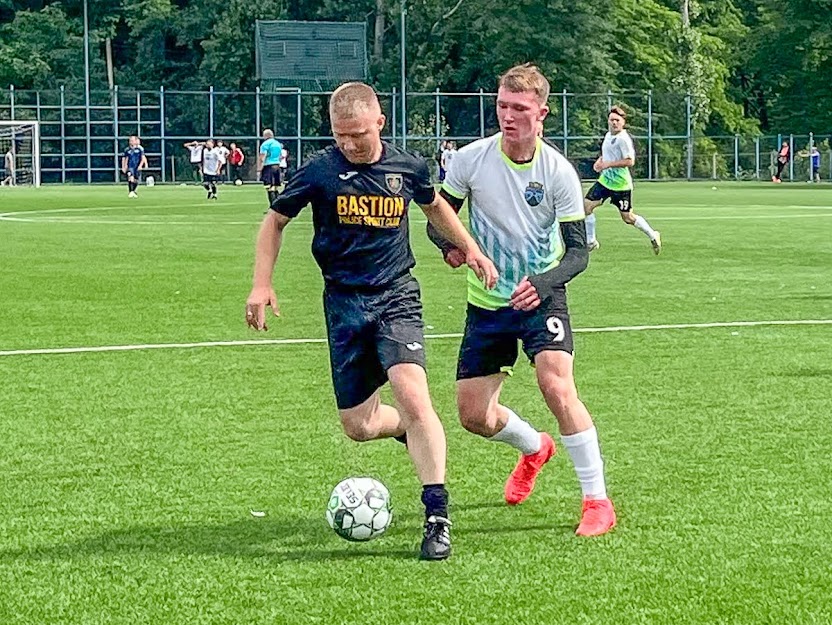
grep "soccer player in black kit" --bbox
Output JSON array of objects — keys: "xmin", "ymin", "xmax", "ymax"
[{"xmin": 245, "ymin": 82, "xmax": 498, "ymax": 560}]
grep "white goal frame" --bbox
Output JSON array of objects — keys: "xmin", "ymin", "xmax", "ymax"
[{"xmin": 0, "ymin": 120, "xmax": 41, "ymax": 187}]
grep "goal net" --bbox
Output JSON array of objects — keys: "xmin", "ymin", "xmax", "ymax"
[{"xmin": 0, "ymin": 121, "xmax": 41, "ymax": 187}]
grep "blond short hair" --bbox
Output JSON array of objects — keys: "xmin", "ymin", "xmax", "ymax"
[
  {"xmin": 499, "ymin": 64, "xmax": 550, "ymax": 105},
  {"xmin": 329, "ymin": 82, "xmax": 381, "ymax": 119}
]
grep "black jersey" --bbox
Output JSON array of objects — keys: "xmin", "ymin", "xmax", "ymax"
[{"xmin": 272, "ymin": 142, "xmax": 436, "ymax": 289}]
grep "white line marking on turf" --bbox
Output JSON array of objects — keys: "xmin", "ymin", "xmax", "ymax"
[{"xmin": 1, "ymin": 319, "xmax": 829, "ymax": 358}]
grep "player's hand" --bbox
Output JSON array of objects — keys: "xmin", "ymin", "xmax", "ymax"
[
  {"xmin": 444, "ymin": 248, "xmax": 466, "ymax": 268},
  {"xmin": 593, "ymin": 158, "xmax": 605, "ymax": 173},
  {"xmin": 246, "ymin": 286, "xmax": 280, "ymax": 331},
  {"xmin": 465, "ymin": 249, "xmax": 498, "ymax": 290},
  {"xmin": 510, "ymin": 277, "xmax": 541, "ymax": 311}
]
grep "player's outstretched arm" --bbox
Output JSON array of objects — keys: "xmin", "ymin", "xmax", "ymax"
[
  {"xmin": 120, "ymin": 156, "xmax": 127, "ymax": 174},
  {"xmin": 246, "ymin": 210, "xmax": 291, "ymax": 331},
  {"xmin": 420, "ymin": 193, "xmax": 497, "ymax": 289},
  {"xmin": 425, "ymin": 189, "xmax": 466, "ymax": 267}
]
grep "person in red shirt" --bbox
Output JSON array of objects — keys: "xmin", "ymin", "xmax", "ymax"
[{"xmin": 229, "ymin": 143, "xmax": 246, "ymax": 184}]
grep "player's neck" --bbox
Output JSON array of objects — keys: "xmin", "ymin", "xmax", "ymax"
[{"xmin": 501, "ymin": 137, "xmax": 537, "ymax": 164}]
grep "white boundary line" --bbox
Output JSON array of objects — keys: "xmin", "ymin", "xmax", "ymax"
[{"xmin": 1, "ymin": 319, "xmax": 829, "ymax": 358}]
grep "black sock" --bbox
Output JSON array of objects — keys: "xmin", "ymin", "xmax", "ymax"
[
  {"xmin": 393, "ymin": 433, "xmax": 408, "ymax": 446},
  {"xmin": 421, "ymin": 484, "xmax": 449, "ymax": 519},
  {"xmin": 211, "ymin": 183, "xmax": 217, "ymax": 195},
  {"xmin": 128, "ymin": 182, "xmax": 135, "ymax": 192}
]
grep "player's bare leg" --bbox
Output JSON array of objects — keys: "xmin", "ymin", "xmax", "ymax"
[
  {"xmin": 620, "ymin": 210, "xmax": 661, "ymax": 255},
  {"xmin": 584, "ymin": 198, "xmax": 601, "ymax": 251},
  {"xmin": 457, "ymin": 373, "xmax": 555, "ymax": 505},
  {"xmin": 338, "ymin": 391, "xmax": 406, "ymax": 443},
  {"xmin": 387, "ymin": 363, "xmax": 451, "ymax": 560},
  {"xmin": 535, "ymin": 350, "xmax": 616, "ymax": 536}
]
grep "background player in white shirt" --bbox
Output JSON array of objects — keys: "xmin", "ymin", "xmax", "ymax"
[
  {"xmin": 184, "ymin": 140, "xmax": 204, "ymax": 183},
  {"xmin": 215, "ymin": 140, "xmax": 231, "ymax": 180},
  {"xmin": 201, "ymin": 139, "xmax": 222, "ymax": 200},
  {"xmin": 428, "ymin": 64, "xmax": 616, "ymax": 537},
  {"xmin": 584, "ymin": 107, "xmax": 661, "ymax": 254}
]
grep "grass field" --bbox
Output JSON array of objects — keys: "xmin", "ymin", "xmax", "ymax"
[{"xmin": 1, "ymin": 181, "xmax": 831, "ymax": 624}]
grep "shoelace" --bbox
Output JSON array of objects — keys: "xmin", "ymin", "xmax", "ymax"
[{"xmin": 425, "ymin": 516, "xmax": 452, "ymax": 544}]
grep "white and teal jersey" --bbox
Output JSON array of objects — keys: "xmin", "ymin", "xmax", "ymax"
[
  {"xmin": 442, "ymin": 134, "xmax": 585, "ymax": 310},
  {"xmin": 599, "ymin": 130, "xmax": 635, "ymax": 191}
]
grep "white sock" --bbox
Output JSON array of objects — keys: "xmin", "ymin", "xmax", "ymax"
[
  {"xmin": 561, "ymin": 426, "xmax": 607, "ymax": 499},
  {"xmin": 585, "ymin": 213, "xmax": 597, "ymax": 243},
  {"xmin": 490, "ymin": 408, "xmax": 542, "ymax": 455},
  {"xmin": 633, "ymin": 215, "xmax": 657, "ymax": 240}
]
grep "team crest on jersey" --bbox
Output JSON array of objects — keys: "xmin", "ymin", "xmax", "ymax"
[
  {"xmin": 385, "ymin": 173, "xmax": 404, "ymax": 194},
  {"xmin": 610, "ymin": 137, "xmax": 617, "ymax": 145},
  {"xmin": 524, "ymin": 181, "xmax": 545, "ymax": 207}
]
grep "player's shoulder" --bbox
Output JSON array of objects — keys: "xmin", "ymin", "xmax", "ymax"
[
  {"xmin": 449, "ymin": 134, "xmax": 498, "ymax": 170},
  {"xmin": 538, "ymin": 139, "xmax": 573, "ymax": 170},
  {"xmin": 379, "ymin": 141, "xmax": 428, "ymax": 172}
]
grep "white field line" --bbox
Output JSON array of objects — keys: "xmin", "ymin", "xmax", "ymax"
[
  {"xmin": 2, "ymin": 203, "xmax": 832, "ymax": 226},
  {"xmin": 1, "ymin": 319, "xmax": 829, "ymax": 358}
]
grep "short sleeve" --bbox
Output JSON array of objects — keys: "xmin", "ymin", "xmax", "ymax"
[
  {"xmin": 441, "ymin": 149, "xmax": 469, "ymax": 200},
  {"xmin": 259, "ymin": 142, "xmax": 268, "ymax": 155},
  {"xmin": 411, "ymin": 156, "xmax": 436, "ymax": 205},
  {"xmin": 551, "ymin": 156, "xmax": 585, "ymax": 223},
  {"xmin": 621, "ymin": 134, "xmax": 635, "ymax": 160},
  {"xmin": 271, "ymin": 158, "xmax": 318, "ymax": 218}
]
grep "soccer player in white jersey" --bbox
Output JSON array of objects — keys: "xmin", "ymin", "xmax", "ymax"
[
  {"xmin": 428, "ymin": 64, "xmax": 616, "ymax": 536},
  {"xmin": 584, "ymin": 107, "xmax": 661, "ymax": 254},
  {"xmin": 201, "ymin": 139, "xmax": 222, "ymax": 200}
]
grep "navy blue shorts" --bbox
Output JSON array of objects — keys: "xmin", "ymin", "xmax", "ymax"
[
  {"xmin": 261, "ymin": 164, "xmax": 282, "ymax": 187},
  {"xmin": 126, "ymin": 169, "xmax": 141, "ymax": 182},
  {"xmin": 324, "ymin": 274, "xmax": 426, "ymax": 409},
  {"xmin": 586, "ymin": 181, "xmax": 632, "ymax": 212},
  {"xmin": 457, "ymin": 287, "xmax": 574, "ymax": 380}
]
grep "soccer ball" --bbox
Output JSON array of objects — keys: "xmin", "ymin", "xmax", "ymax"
[
  {"xmin": 145, "ymin": 176, "xmax": 155, "ymax": 187},
  {"xmin": 326, "ymin": 477, "xmax": 392, "ymax": 542},
  {"xmin": 234, "ymin": 179, "xmax": 243, "ymax": 186}
]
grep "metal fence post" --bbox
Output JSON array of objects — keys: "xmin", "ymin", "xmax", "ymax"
[
  {"xmin": 647, "ymin": 90, "xmax": 653, "ymax": 179},
  {"xmin": 255, "ymin": 86, "xmax": 261, "ymax": 137},
  {"xmin": 296, "ymin": 88, "xmax": 302, "ymax": 166},
  {"xmin": 434, "ymin": 87, "xmax": 441, "ymax": 147},
  {"xmin": 209, "ymin": 85, "xmax": 215, "ymax": 138},
  {"xmin": 686, "ymin": 93, "xmax": 693, "ymax": 179},
  {"xmin": 391, "ymin": 88, "xmax": 397, "ymax": 144},
  {"xmin": 113, "ymin": 85, "xmax": 119, "ymax": 183},
  {"xmin": 479, "ymin": 88, "xmax": 485, "ymax": 138},
  {"xmin": 60, "ymin": 85, "xmax": 66, "ymax": 183},
  {"xmin": 562, "ymin": 90, "xmax": 568, "ymax": 158},
  {"xmin": 160, "ymin": 86, "xmax": 166, "ymax": 183},
  {"xmin": 734, "ymin": 135, "xmax": 739, "ymax": 179},
  {"xmin": 607, "ymin": 89, "xmax": 613, "ymax": 111},
  {"xmin": 8, "ymin": 84, "xmax": 13, "ymax": 119},
  {"xmin": 755, "ymin": 136, "xmax": 760, "ymax": 179},
  {"xmin": 789, "ymin": 134, "xmax": 794, "ymax": 181}
]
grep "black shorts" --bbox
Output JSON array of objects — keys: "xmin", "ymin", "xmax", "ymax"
[
  {"xmin": 203, "ymin": 173, "xmax": 219, "ymax": 183},
  {"xmin": 324, "ymin": 274, "xmax": 426, "ymax": 409},
  {"xmin": 586, "ymin": 181, "xmax": 633, "ymax": 212},
  {"xmin": 457, "ymin": 288, "xmax": 574, "ymax": 380},
  {"xmin": 261, "ymin": 164, "xmax": 282, "ymax": 187}
]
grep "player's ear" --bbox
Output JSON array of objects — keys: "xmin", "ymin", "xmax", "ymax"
[
  {"xmin": 377, "ymin": 114, "xmax": 386, "ymax": 132},
  {"xmin": 539, "ymin": 106, "xmax": 549, "ymax": 122}
]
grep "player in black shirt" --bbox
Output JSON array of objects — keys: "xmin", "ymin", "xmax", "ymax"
[{"xmin": 246, "ymin": 82, "xmax": 497, "ymax": 561}]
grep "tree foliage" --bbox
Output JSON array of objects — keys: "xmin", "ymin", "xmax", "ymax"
[{"xmin": 0, "ymin": 0, "xmax": 829, "ymax": 133}]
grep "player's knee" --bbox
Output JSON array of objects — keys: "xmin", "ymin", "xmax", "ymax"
[
  {"xmin": 457, "ymin": 393, "xmax": 497, "ymax": 436},
  {"xmin": 538, "ymin": 372, "xmax": 578, "ymax": 414},
  {"xmin": 340, "ymin": 414, "xmax": 379, "ymax": 442},
  {"xmin": 621, "ymin": 211, "xmax": 636, "ymax": 224}
]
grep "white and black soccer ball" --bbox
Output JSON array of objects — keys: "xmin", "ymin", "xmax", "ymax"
[
  {"xmin": 326, "ymin": 477, "xmax": 392, "ymax": 542},
  {"xmin": 145, "ymin": 175, "xmax": 155, "ymax": 187},
  {"xmin": 234, "ymin": 179, "xmax": 243, "ymax": 186}
]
